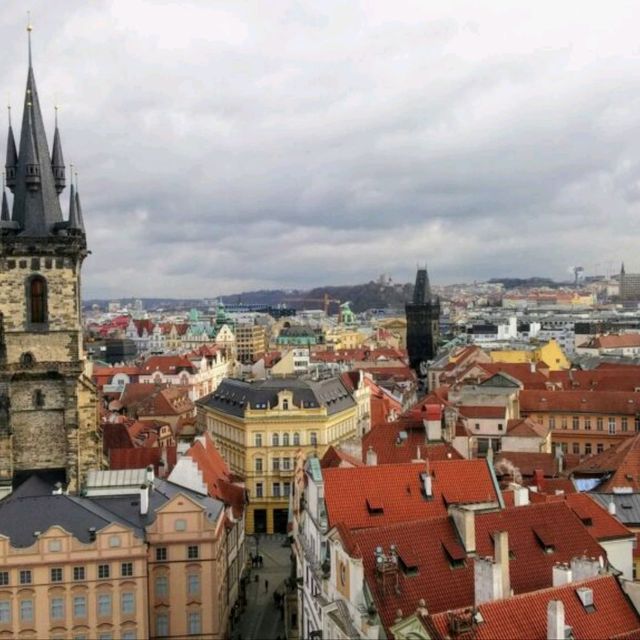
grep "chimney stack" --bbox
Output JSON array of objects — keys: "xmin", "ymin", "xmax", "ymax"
[
  {"xmin": 494, "ymin": 530, "xmax": 511, "ymax": 597},
  {"xmin": 608, "ymin": 501, "xmax": 616, "ymax": 516},
  {"xmin": 547, "ymin": 601, "xmax": 565, "ymax": 640},
  {"xmin": 140, "ymin": 484, "xmax": 149, "ymax": 515},
  {"xmin": 512, "ymin": 485, "xmax": 529, "ymax": 507},
  {"xmin": 450, "ymin": 506, "xmax": 476, "ymax": 554},
  {"xmin": 474, "ymin": 556, "xmax": 503, "ymax": 605},
  {"xmin": 422, "ymin": 472, "xmax": 433, "ymax": 499},
  {"xmin": 552, "ymin": 563, "xmax": 573, "ymax": 587},
  {"xmin": 570, "ymin": 556, "xmax": 600, "ymax": 581},
  {"xmin": 366, "ymin": 446, "xmax": 378, "ymax": 466}
]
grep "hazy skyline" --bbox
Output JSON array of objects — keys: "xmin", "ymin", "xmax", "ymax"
[{"xmin": 2, "ymin": 1, "xmax": 640, "ymax": 297}]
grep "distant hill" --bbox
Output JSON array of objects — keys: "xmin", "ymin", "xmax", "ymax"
[{"xmin": 487, "ymin": 277, "xmax": 559, "ymax": 290}]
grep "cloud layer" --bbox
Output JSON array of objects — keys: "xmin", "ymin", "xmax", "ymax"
[{"xmin": 2, "ymin": 1, "xmax": 640, "ymax": 297}]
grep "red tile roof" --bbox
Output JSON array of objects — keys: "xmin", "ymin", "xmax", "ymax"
[
  {"xmin": 520, "ymin": 389, "xmax": 640, "ymax": 415},
  {"xmin": 564, "ymin": 493, "xmax": 633, "ymax": 541},
  {"xmin": 548, "ymin": 367, "xmax": 640, "ymax": 392},
  {"xmin": 102, "ymin": 422, "xmax": 134, "ymax": 453},
  {"xmin": 120, "ymin": 383, "xmax": 194, "ymax": 417},
  {"xmin": 141, "ymin": 355, "xmax": 196, "ymax": 375},
  {"xmin": 428, "ymin": 575, "xmax": 640, "ymax": 640},
  {"xmin": 320, "ymin": 445, "xmax": 364, "ymax": 468},
  {"xmin": 572, "ymin": 433, "xmax": 640, "ymax": 492},
  {"xmin": 361, "ymin": 423, "xmax": 462, "ymax": 465},
  {"xmin": 495, "ymin": 451, "xmax": 580, "ymax": 479},
  {"xmin": 109, "ymin": 446, "xmax": 177, "ymax": 476},
  {"xmin": 344, "ymin": 501, "xmax": 605, "ymax": 635},
  {"xmin": 323, "ymin": 460, "xmax": 499, "ymax": 531},
  {"xmin": 506, "ymin": 417, "xmax": 548, "ymax": 438},
  {"xmin": 585, "ymin": 334, "xmax": 640, "ymax": 350}
]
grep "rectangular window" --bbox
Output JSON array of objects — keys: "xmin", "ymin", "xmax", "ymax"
[
  {"xmin": 73, "ymin": 596, "xmax": 86, "ymax": 618},
  {"xmin": 255, "ymin": 458, "xmax": 263, "ymax": 472},
  {"xmin": 188, "ymin": 612, "xmax": 202, "ymax": 635},
  {"xmin": 597, "ymin": 417, "xmax": 604, "ymax": 431},
  {"xmin": 561, "ymin": 443, "xmax": 568, "ymax": 454},
  {"xmin": 187, "ymin": 545, "xmax": 199, "ymax": 559},
  {"xmin": 98, "ymin": 564, "xmax": 110, "ymax": 579},
  {"xmin": 50, "ymin": 597, "xmax": 64, "ymax": 620},
  {"xmin": 282, "ymin": 458, "xmax": 291, "ymax": 471},
  {"xmin": 609, "ymin": 417, "xmax": 616, "ymax": 434},
  {"xmin": 572, "ymin": 416, "xmax": 579, "ymax": 430},
  {"xmin": 549, "ymin": 416, "xmax": 556, "ymax": 429},
  {"xmin": 273, "ymin": 482, "xmax": 281, "ymax": 498},
  {"xmin": 497, "ymin": 423, "xmax": 504, "ymax": 431},
  {"xmin": 155, "ymin": 575, "xmax": 168, "ymax": 597},
  {"xmin": 584, "ymin": 416, "xmax": 591, "ymax": 431},
  {"xmin": 255, "ymin": 482, "xmax": 263, "ymax": 498},
  {"xmin": 0, "ymin": 601, "xmax": 10, "ymax": 624},
  {"xmin": 121, "ymin": 562, "xmax": 133, "ymax": 577},
  {"xmin": 97, "ymin": 593, "xmax": 112, "ymax": 617},
  {"xmin": 561, "ymin": 417, "xmax": 567, "ymax": 429},
  {"xmin": 572, "ymin": 443, "xmax": 580, "ymax": 455},
  {"xmin": 51, "ymin": 567, "xmax": 63, "ymax": 583},
  {"xmin": 156, "ymin": 547, "xmax": 167, "ymax": 561},
  {"xmin": 597, "ymin": 443, "xmax": 604, "ymax": 454},
  {"xmin": 284, "ymin": 482, "xmax": 291, "ymax": 497},
  {"xmin": 20, "ymin": 599, "xmax": 33, "ymax": 622},
  {"xmin": 19, "ymin": 570, "xmax": 31, "ymax": 585},
  {"xmin": 157, "ymin": 613, "xmax": 169, "ymax": 636},
  {"xmin": 310, "ymin": 432, "xmax": 318, "ymax": 446},
  {"xmin": 122, "ymin": 632, "xmax": 136, "ymax": 640},
  {"xmin": 622, "ymin": 417, "xmax": 629, "ymax": 432},
  {"xmin": 254, "ymin": 434, "xmax": 263, "ymax": 447},
  {"xmin": 585, "ymin": 443, "xmax": 592, "ymax": 455},
  {"xmin": 73, "ymin": 566, "xmax": 85, "ymax": 581},
  {"xmin": 475, "ymin": 423, "xmax": 480, "ymax": 431},
  {"xmin": 188, "ymin": 573, "xmax": 200, "ymax": 596},
  {"xmin": 0, "ymin": 572, "xmax": 8, "ymax": 586},
  {"xmin": 272, "ymin": 457, "xmax": 280, "ymax": 471},
  {"xmin": 121, "ymin": 592, "xmax": 135, "ymax": 615}
]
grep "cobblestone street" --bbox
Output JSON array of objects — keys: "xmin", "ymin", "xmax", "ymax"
[{"xmin": 233, "ymin": 535, "xmax": 292, "ymax": 640}]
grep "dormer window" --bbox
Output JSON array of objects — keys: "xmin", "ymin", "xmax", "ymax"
[{"xmin": 283, "ymin": 399, "xmax": 289, "ymax": 410}]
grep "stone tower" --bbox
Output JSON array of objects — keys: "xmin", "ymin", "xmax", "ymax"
[
  {"xmin": 0, "ymin": 27, "xmax": 102, "ymax": 493},
  {"xmin": 405, "ymin": 267, "xmax": 440, "ymax": 378}
]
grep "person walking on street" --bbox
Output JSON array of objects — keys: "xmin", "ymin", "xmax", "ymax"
[{"xmin": 265, "ymin": 579, "xmax": 269, "ymax": 593}]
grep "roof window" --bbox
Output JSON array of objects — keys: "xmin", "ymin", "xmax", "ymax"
[{"xmin": 576, "ymin": 587, "xmax": 595, "ymax": 613}]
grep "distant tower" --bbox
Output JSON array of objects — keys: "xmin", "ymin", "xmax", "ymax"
[
  {"xmin": 405, "ymin": 266, "xmax": 440, "ymax": 378},
  {"xmin": 0, "ymin": 22, "xmax": 101, "ymax": 492}
]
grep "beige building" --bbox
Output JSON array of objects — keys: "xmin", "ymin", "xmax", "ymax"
[
  {"xmin": 235, "ymin": 323, "xmax": 268, "ymax": 364},
  {"xmin": 197, "ymin": 377, "xmax": 361, "ymax": 534},
  {"xmin": 0, "ymin": 470, "xmax": 235, "ymax": 640}
]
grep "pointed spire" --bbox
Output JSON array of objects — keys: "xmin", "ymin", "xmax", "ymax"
[
  {"xmin": 73, "ymin": 170, "xmax": 85, "ymax": 233},
  {"xmin": 51, "ymin": 106, "xmax": 65, "ymax": 194},
  {"xmin": 5, "ymin": 105, "xmax": 17, "ymax": 192},
  {"xmin": 1, "ymin": 173, "xmax": 9, "ymax": 222},
  {"xmin": 413, "ymin": 265, "xmax": 432, "ymax": 305},
  {"xmin": 23, "ymin": 99, "xmax": 40, "ymax": 191},
  {"xmin": 621, "ymin": 262, "xmax": 626, "ymax": 275}
]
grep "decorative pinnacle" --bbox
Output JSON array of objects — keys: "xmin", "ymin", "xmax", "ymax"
[
  {"xmin": 54, "ymin": 103, "xmax": 59, "ymax": 127},
  {"xmin": 6, "ymin": 102, "xmax": 11, "ymax": 127},
  {"xmin": 27, "ymin": 11, "xmax": 33, "ymax": 67}
]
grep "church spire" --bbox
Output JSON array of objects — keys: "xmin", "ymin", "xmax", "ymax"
[
  {"xmin": 51, "ymin": 106, "xmax": 65, "ymax": 194},
  {"xmin": 10, "ymin": 16, "xmax": 64, "ymax": 235},
  {"xmin": 5, "ymin": 105, "xmax": 17, "ymax": 192},
  {"xmin": 74, "ymin": 172, "xmax": 85, "ymax": 233},
  {"xmin": 1, "ymin": 173, "xmax": 9, "ymax": 222},
  {"xmin": 412, "ymin": 265, "xmax": 432, "ymax": 305}
]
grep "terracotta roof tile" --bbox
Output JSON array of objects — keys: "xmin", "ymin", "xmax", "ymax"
[
  {"xmin": 520, "ymin": 389, "xmax": 640, "ymax": 415},
  {"xmin": 565, "ymin": 493, "xmax": 633, "ymax": 541}
]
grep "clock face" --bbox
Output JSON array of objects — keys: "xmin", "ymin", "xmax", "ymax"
[{"xmin": 339, "ymin": 561, "xmax": 347, "ymax": 586}]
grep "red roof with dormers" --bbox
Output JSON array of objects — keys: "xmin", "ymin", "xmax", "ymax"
[
  {"xmin": 520, "ymin": 389, "xmax": 640, "ymax": 415},
  {"xmin": 141, "ymin": 355, "xmax": 196, "ymax": 375},
  {"xmin": 564, "ymin": 493, "xmax": 633, "ymax": 542},
  {"xmin": 548, "ymin": 366, "xmax": 640, "ymax": 392},
  {"xmin": 495, "ymin": 451, "xmax": 581, "ymax": 479},
  {"xmin": 428, "ymin": 575, "xmax": 640, "ymax": 640},
  {"xmin": 323, "ymin": 460, "xmax": 499, "ymax": 531},
  {"xmin": 184, "ymin": 433, "xmax": 246, "ymax": 518},
  {"xmin": 342, "ymin": 501, "xmax": 605, "ymax": 635}
]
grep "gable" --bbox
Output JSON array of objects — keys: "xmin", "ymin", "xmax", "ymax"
[{"xmin": 480, "ymin": 372, "xmax": 521, "ymax": 389}]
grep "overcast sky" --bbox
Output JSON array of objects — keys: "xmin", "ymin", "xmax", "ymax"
[{"xmin": 2, "ymin": 1, "xmax": 640, "ymax": 298}]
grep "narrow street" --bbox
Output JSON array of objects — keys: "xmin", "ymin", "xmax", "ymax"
[{"xmin": 233, "ymin": 535, "xmax": 292, "ymax": 640}]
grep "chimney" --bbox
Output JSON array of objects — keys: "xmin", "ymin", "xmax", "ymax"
[
  {"xmin": 570, "ymin": 556, "xmax": 600, "ymax": 581},
  {"xmin": 450, "ymin": 506, "xmax": 476, "ymax": 554},
  {"xmin": 146, "ymin": 464, "xmax": 155, "ymax": 485},
  {"xmin": 552, "ymin": 563, "xmax": 573, "ymax": 587},
  {"xmin": 423, "ymin": 405, "xmax": 443, "ymax": 441},
  {"xmin": 422, "ymin": 472, "xmax": 433, "ymax": 499},
  {"xmin": 608, "ymin": 501, "xmax": 616, "ymax": 516},
  {"xmin": 494, "ymin": 531, "xmax": 510, "ymax": 597},
  {"xmin": 474, "ymin": 556, "xmax": 502, "ymax": 605},
  {"xmin": 513, "ymin": 486, "xmax": 529, "ymax": 507},
  {"xmin": 366, "ymin": 446, "xmax": 378, "ymax": 466},
  {"xmin": 533, "ymin": 468, "xmax": 545, "ymax": 490},
  {"xmin": 140, "ymin": 484, "xmax": 149, "ymax": 515},
  {"xmin": 530, "ymin": 361, "xmax": 536, "ymax": 373},
  {"xmin": 555, "ymin": 445, "xmax": 564, "ymax": 474},
  {"xmin": 547, "ymin": 600, "xmax": 565, "ymax": 640}
]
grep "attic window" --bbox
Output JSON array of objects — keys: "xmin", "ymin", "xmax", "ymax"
[
  {"xmin": 398, "ymin": 552, "xmax": 419, "ymax": 576},
  {"xmin": 533, "ymin": 525, "xmax": 555, "ymax": 553},
  {"xmin": 442, "ymin": 540, "xmax": 466, "ymax": 569},
  {"xmin": 581, "ymin": 517, "xmax": 593, "ymax": 527},
  {"xmin": 366, "ymin": 497, "xmax": 384, "ymax": 514},
  {"xmin": 576, "ymin": 587, "xmax": 596, "ymax": 613}
]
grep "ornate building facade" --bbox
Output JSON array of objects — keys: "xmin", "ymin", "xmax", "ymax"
[
  {"xmin": 405, "ymin": 266, "xmax": 440, "ymax": 378},
  {"xmin": 0, "ymin": 31, "xmax": 102, "ymax": 493}
]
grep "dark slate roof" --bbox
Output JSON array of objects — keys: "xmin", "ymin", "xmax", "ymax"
[
  {"xmin": 199, "ymin": 376, "xmax": 356, "ymax": 417},
  {"xmin": 0, "ymin": 476, "xmax": 223, "ymax": 547},
  {"xmin": 591, "ymin": 493, "xmax": 640, "ymax": 527}
]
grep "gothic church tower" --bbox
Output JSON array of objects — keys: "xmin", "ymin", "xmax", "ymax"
[
  {"xmin": 405, "ymin": 266, "xmax": 440, "ymax": 379},
  {"xmin": 0, "ymin": 26, "xmax": 102, "ymax": 492}
]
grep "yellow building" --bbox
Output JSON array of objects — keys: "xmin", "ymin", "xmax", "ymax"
[
  {"xmin": 235, "ymin": 324, "xmax": 268, "ymax": 364},
  {"xmin": 376, "ymin": 317, "xmax": 407, "ymax": 349},
  {"xmin": 197, "ymin": 377, "xmax": 360, "ymax": 534},
  {"xmin": 324, "ymin": 327, "xmax": 367, "ymax": 351},
  {"xmin": 490, "ymin": 339, "xmax": 570, "ymax": 371}
]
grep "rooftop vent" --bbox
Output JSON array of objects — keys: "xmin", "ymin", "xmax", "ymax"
[{"xmin": 576, "ymin": 587, "xmax": 595, "ymax": 612}]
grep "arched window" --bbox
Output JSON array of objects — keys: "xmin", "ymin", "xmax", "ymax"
[
  {"xmin": 293, "ymin": 432, "xmax": 300, "ymax": 446},
  {"xmin": 282, "ymin": 433, "xmax": 290, "ymax": 447},
  {"xmin": 272, "ymin": 433, "xmax": 279, "ymax": 447},
  {"xmin": 27, "ymin": 276, "xmax": 47, "ymax": 325}
]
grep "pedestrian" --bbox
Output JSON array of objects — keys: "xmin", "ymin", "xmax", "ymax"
[
  {"xmin": 265, "ymin": 579, "xmax": 269, "ymax": 593},
  {"xmin": 259, "ymin": 554, "xmax": 263, "ymax": 567}
]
